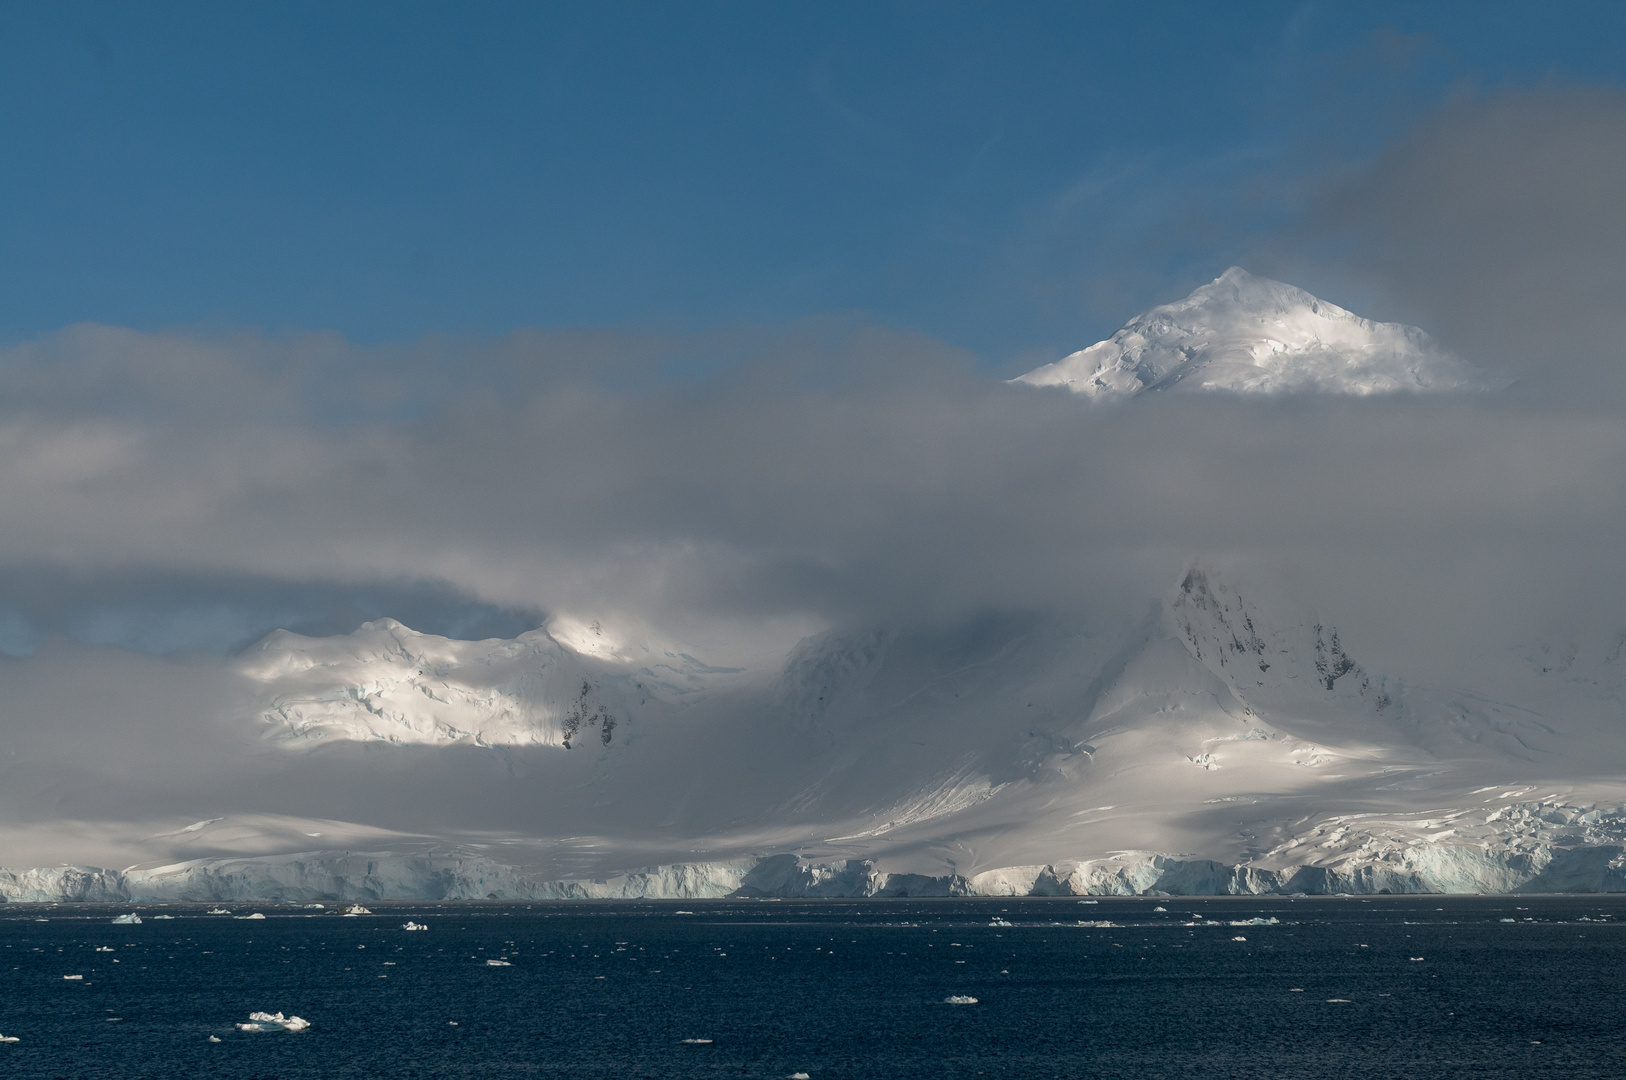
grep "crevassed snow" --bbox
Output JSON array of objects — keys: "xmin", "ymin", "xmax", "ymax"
[{"xmin": 1014, "ymin": 268, "xmax": 1490, "ymax": 400}]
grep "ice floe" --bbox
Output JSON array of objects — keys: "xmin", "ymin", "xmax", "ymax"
[
  {"xmin": 111, "ymin": 913, "xmax": 141, "ymax": 925},
  {"xmin": 402, "ymin": 921, "xmax": 427, "ymax": 931},
  {"xmin": 0, "ymin": 1035, "xmax": 18, "ymax": 1043},
  {"xmin": 236, "ymin": 1011, "xmax": 310, "ymax": 1033},
  {"xmin": 988, "ymin": 918, "xmax": 1013, "ymax": 927},
  {"xmin": 680, "ymin": 1038, "xmax": 713, "ymax": 1044},
  {"xmin": 485, "ymin": 959, "xmax": 511, "ymax": 966},
  {"xmin": 206, "ymin": 908, "xmax": 230, "ymax": 915},
  {"xmin": 944, "ymin": 995, "xmax": 979, "ymax": 1005},
  {"xmin": 63, "ymin": 974, "xmax": 83, "ymax": 980},
  {"xmin": 235, "ymin": 913, "xmax": 266, "ymax": 920}
]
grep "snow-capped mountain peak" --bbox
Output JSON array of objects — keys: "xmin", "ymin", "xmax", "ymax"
[{"xmin": 1015, "ymin": 267, "xmax": 1490, "ymax": 400}]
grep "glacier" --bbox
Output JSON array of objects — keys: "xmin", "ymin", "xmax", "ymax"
[{"xmin": 0, "ymin": 269, "xmax": 1618, "ymax": 902}]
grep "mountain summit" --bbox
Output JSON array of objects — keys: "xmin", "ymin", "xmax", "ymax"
[{"xmin": 1016, "ymin": 267, "xmax": 1489, "ymax": 400}]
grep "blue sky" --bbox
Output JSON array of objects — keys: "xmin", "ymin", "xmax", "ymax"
[
  {"xmin": 0, "ymin": 2, "xmax": 1623, "ymax": 658},
  {"xmin": 3, "ymin": 1, "xmax": 1624, "ymax": 364}
]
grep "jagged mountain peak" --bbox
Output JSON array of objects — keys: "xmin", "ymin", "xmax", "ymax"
[{"xmin": 1015, "ymin": 267, "xmax": 1491, "ymax": 400}]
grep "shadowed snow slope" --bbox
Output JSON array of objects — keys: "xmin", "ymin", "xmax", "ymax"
[
  {"xmin": 6, "ymin": 564, "xmax": 1626, "ymax": 899},
  {"xmin": 1014, "ymin": 267, "xmax": 1490, "ymax": 400}
]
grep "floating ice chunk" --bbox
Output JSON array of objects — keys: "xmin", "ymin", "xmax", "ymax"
[
  {"xmin": 63, "ymin": 975, "xmax": 83, "ymax": 980},
  {"xmin": 674, "ymin": 910, "xmax": 695, "ymax": 915},
  {"xmin": 402, "ymin": 921, "xmax": 428, "ymax": 931},
  {"xmin": 152, "ymin": 915, "xmax": 175, "ymax": 920},
  {"xmin": 680, "ymin": 1038, "xmax": 713, "ymax": 1044},
  {"xmin": 304, "ymin": 904, "xmax": 325, "ymax": 910},
  {"xmin": 1289, "ymin": 988, "xmax": 1303, "ymax": 992},
  {"xmin": 339, "ymin": 904, "xmax": 372, "ymax": 916},
  {"xmin": 1229, "ymin": 918, "xmax": 1280, "ymax": 927},
  {"xmin": 206, "ymin": 908, "xmax": 230, "ymax": 915},
  {"xmin": 1153, "ymin": 906, "xmax": 1167, "ymax": 912},
  {"xmin": 789, "ymin": 1073, "xmax": 811, "ymax": 1079},
  {"xmin": 1231, "ymin": 936, "xmax": 1247, "ymax": 942},
  {"xmin": 235, "ymin": 914, "xmax": 266, "ymax": 920},
  {"xmin": 1410, "ymin": 957, "xmax": 1424, "ymax": 961},
  {"xmin": 111, "ymin": 914, "xmax": 141, "ymax": 925},
  {"xmin": 1326, "ymin": 998, "xmax": 1351, "ymax": 1003},
  {"xmin": 1077, "ymin": 920, "xmax": 1119, "ymax": 928},
  {"xmin": 1078, "ymin": 900, "xmax": 1099, "ymax": 905},
  {"xmin": 1500, "ymin": 918, "xmax": 1516, "ymax": 923},
  {"xmin": 944, "ymin": 995, "xmax": 979, "ymax": 1005},
  {"xmin": 485, "ymin": 959, "xmax": 511, "ymax": 966},
  {"xmin": 989, "ymin": 918, "xmax": 1013, "ymax": 928},
  {"xmin": 0, "ymin": 1035, "xmax": 18, "ymax": 1043},
  {"xmin": 208, "ymin": 1036, "xmax": 221, "ymax": 1043},
  {"xmin": 95, "ymin": 947, "xmax": 114, "ymax": 952},
  {"xmin": 237, "ymin": 1012, "xmax": 310, "ymax": 1033}
]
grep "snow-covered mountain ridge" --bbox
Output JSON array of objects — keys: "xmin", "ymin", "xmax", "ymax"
[
  {"xmin": 239, "ymin": 617, "xmax": 742, "ymax": 746},
  {"xmin": 1016, "ymin": 267, "xmax": 1491, "ymax": 400},
  {"xmin": 5, "ymin": 559, "xmax": 1623, "ymax": 900}
]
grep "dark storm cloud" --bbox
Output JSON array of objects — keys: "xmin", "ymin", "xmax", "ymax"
[{"xmin": 1300, "ymin": 86, "xmax": 1626, "ymax": 396}]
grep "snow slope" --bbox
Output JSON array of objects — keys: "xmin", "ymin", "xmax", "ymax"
[
  {"xmin": 1015, "ymin": 267, "xmax": 1490, "ymax": 399},
  {"xmin": 6, "ymin": 562, "xmax": 1626, "ymax": 900},
  {"xmin": 239, "ymin": 618, "xmax": 744, "ymax": 746}
]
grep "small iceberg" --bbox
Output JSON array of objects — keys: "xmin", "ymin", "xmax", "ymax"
[
  {"xmin": 95, "ymin": 947, "xmax": 114, "ymax": 952},
  {"xmin": 1231, "ymin": 936, "xmax": 1247, "ymax": 942},
  {"xmin": 339, "ymin": 904, "xmax": 372, "ymax": 916},
  {"xmin": 235, "ymin": 913, "xmax": 266, "ymax": 920},
  {"xmin": 208, "ymin": 1036, "xmax": 221, "ymax": 1043},
  {"xmin": 485, "ymin": 959, "xmax": 511, "ymax": 966},
  {"xmin": 1228, "ymin": 917, "xmax": 1280, "ymax": 927},
  {"xmin": 236, "ymin": 1011, "xmax": 310, "ymax": 1033},
  {"xmin": 151, "ymin": 914, "xmax": 175, "ymax": 920},
  {"xmin": 988, "ymin": 918, "xmax": 1013, "ymax": 928},
  {"xmin": 303, "ymin": 903, "xmax": 325, "ymax": 910},
  {"xmin": 680, "ymin": 1038, "xmax": 713, "ymax": 1044},
  {"xmin": 206, "ymin": 908, "xmax": 230, "ymax": 915},
  {"xmin": 63, "ymin": 975, "xmax": 83, "ymax": 980},
  {"xmin": 0, "ymin": 1035, "xmax": 18, "ymax": 1043},
  {"xmin": 944, "ymin": 995, "xmax": 979, "ymax": 1005},
  {"xmin": 789, "ymin": 1073, "xmax": 810, "ymax": 1079},
  {"xmin": 402, "ymin": 921, "xmax": 428, "ymax": 931},
  {"xmin": 111, "ymin": 913, "xmax": 142, "ymax": 925}
]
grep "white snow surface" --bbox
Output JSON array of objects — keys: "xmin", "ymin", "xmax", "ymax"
[
  {"xmin": 240, "ymin": 617, "xmax": 743, "ymax": 746},
  {"xmin": 1014, "ymin": 267, "xmax": 1490, "ymax": 400},
  {"xmin": 4, "ymin": 562, "xmax": 1626, "ymax": 899}
]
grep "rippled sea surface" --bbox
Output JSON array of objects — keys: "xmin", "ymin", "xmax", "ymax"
[{"xmin": 2, "ymin": 896, "xmax": 1624, "ymax": 1078}]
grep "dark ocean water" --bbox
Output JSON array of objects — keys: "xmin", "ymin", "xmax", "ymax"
[{"xmin": 1, "ymin": 896, "xmax": 1623, "ymax": 1079}]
